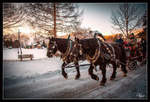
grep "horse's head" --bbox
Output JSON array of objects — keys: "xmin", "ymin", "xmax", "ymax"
[
  {"xmin": 69, "ymin": 37, "xmax": 83, "ymax": 61},
  {"xmin": 47, "ymin": 37, "xmax": 58, "ymax": 58}
]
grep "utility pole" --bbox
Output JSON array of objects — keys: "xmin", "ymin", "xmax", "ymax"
[
  {"xmin": 53, "ymin": 3, "xmax": 57, "ymax": 37},
  {"xmin": 125, "ymin": 3, "xmax": 129, "ymax": 38}
]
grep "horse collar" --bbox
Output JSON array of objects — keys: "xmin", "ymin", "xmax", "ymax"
[{"xmin": 86, "ymin": 38, "xmax": 101, "ymax": 63}]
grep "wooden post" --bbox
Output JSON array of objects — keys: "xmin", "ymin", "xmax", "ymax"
[{"xmin": 18, "ymin": 29, "xmax": 22, "ymax": 60}]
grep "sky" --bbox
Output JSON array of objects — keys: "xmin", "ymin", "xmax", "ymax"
[
  {"xmin": 77, "ymin": 3, "xmax": 147, "ymax": 35},
  {"xmin": 4, "ymin": 3, "xmax": 147, "ymax": 36}
]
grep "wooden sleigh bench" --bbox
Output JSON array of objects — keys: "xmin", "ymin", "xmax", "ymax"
[{"xmin": 18, "ymin": 54, "xmax": 33, "ymax": 61}]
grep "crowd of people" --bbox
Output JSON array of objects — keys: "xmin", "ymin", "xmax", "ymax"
[
  {"xmin": 92, "ymin": 30, "xmax": 146, "ymax": 61},
  {"xmin": 115, "ymin": 33, "xmax": 146, "ymax": 59},
  {"xmin": 88, "ymin": 30, "xmax": 146, "ymax": 60}
]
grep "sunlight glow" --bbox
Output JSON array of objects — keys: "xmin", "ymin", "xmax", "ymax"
[
  {"xmin": 18, "ymin": 26, "xmax": 32, "ymax": 34},
  {"xmin": 57, "ymin": 32, "xmax": 67, "ymax": 36}
]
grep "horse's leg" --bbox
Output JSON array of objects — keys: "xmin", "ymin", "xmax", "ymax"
[
  {"xmin": 120, "ymin": 61, "xmax": 127, "ymax": 77},
  {"xmin": 110, "ymin": 61, "xmax": 117, "ymax": 80},
  {"xmin": 61, "ymin": 62, "xmax": 68, "ymax": 79},
  {"xmin": 74, "ymin": 62, "xmax": 80, "ymax": 80},
  {"xmin": 88, "ymin": 64, "xmax": 99, "ymax": 81},
  {"xmin": 99, "ymin": 64, "xmax": 107, "ymax": 86}
]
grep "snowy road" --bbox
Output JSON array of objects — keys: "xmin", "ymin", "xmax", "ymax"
[{"xmin": 3, "ymin": 60, "xmax": 147, "ymax": 99}]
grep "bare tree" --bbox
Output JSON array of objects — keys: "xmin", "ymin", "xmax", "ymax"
[
  {"xmin": 138, "ymin": 10, "xmax": 147, "ymax": 40},
  {"xmin": 73, "ymin": 27, "xmax": 93, "ymax": 39},
  {"xmin": 3, "ymin": 3, "xmax": 26, "ymax": 29},
  {"xmin": 142, "ymin": 11, "xmax": 147, "ymax": 31},
  {"xmin": 24, "ymin": 3, "xmax": 83, "ymax": 37},
  {"xmin": 23, "ymin": 3, "xmax": 53, "ymax": 34},
  {"xmin": 111, "ymin": 3, "xmax": 144, "ymax": 38}
]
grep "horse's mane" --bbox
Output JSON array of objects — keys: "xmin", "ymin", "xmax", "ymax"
[
  {"xmin": 54, "ymin": 38, "xmax": 68, "ymax": 41},
  {"xmin": 54, "ymin": 38, "xmax": 68, "ymax": 46}
]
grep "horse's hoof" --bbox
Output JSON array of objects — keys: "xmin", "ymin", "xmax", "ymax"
[
  {"xmin": 96, "ymin": 77, "xmax": 99, "ymax": 81},
  {"xmin": 123, "ymin": 73, "xmax": 127, "ymax": 77},
  {"xmin": 75, "ymin": 77, "xmax": 79, "ymax": 80},
  {"xmin": 62, "ymin": 72, "xmax": 68, "ymax": 79},
  {"xmin": 75, "ymin": 75, "xmax": 80, "ymax": 80},
  {"xmin": 100, "ymin": 82, "xmax": 105, "ymax": 86},
  {"xmin": 64, "ymin": 76, "xmax": 68, "ymax": 79},
  {"xmin": 91, "ymin": 75, "xmax": 99, "ymax": 81},
  {"xmin": 110, "ymin": 77, "xmax": 115, "ymax": 80},
  {"xmin": 63, "ymin": 74, "xmax": 68, "ymax": 79}
]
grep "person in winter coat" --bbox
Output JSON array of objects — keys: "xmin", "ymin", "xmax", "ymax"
[
  {"xmin": 128, "ymin": 33, "xmax": 137, "ymax": 57},
  {"xmin": 115, "ymin": 34, "xmax": 124, "ymax": 45}
]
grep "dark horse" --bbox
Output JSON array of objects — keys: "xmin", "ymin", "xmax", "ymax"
[
  {"xmin": 47, "ymin": 37, "xmax": 83, "ymax": 80},
  {"xmin": 70, "ymin": 37, "xmax": 128, "ymax": 85}
]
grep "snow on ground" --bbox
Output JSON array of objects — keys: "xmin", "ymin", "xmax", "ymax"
[
  {"xmin": 3, "ymin": 48, "xmax": 63, "ymax": 78},
  {"xmin": 3, "ymin": 57, "xmax": 89, "ymax": 79},
  {"xmin": 3, "ymin": 48, "xmax": 47, "ymax": 60},
  {"xmin": 3, "ymin": 48, "xmax": 90, "ymax": 84},
  {"xmin": 3, "ymin": 48, "xmax": 147, "ymax": 99},
  {"xmin": 3, "ymin": 63, "xmax": 147, "ymax": 99},
  {"xmin": 3, "ymin": 57, "xmax": 63, "ymax": 78}
]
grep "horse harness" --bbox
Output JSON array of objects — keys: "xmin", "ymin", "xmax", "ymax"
[
  {"xmin": 103, "ymin": 42, "xmax": 116, "ymax": 61},
  {"xmin": 86, "ymin": 38, "xmax": 101, "ymax": 64},
  {"xmin": 86, "ymin": 38, "xmax": 116, "ymax": 64},
  {"xmin": 61, "ymin": 39, "xmax": 73, "ymax": 62}
]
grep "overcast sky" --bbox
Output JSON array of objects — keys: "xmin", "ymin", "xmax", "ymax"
[{"xmin": 78, "ymin": 3, "xmax": 147, "ymax": 35}]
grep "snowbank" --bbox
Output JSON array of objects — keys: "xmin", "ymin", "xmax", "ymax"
[
  {"xmin": 3, "ymin": 48, "xmax": 90, "ymax": 81},
  {"xmin": 3, "ymin": 48, "xmax": 47, "ymax": 60},
  {"xmin": 3, "ymin": 57, "xmax": 63, "ymax": 78}
]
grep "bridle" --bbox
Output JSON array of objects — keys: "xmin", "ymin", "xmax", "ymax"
[{"xmin": 48, "ymin": 40, "xmax": 58, "ymax": 56}]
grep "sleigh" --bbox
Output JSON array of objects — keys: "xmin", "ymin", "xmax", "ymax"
[{"xmin": 124, "ymin": 42, "xmax": 144, "ymax": 70}]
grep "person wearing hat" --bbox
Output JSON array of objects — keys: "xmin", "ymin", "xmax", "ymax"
[
  {"xmin": 129, "ymin": 33, "xmax": 137, "ymax": 45},
  {"xmin": 115, "ymin": 34, "xmax": 124, "ymax": 45},
  {"xmin": 129, "ymin": 33, "xmax": 137, "ymax": 57}
]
